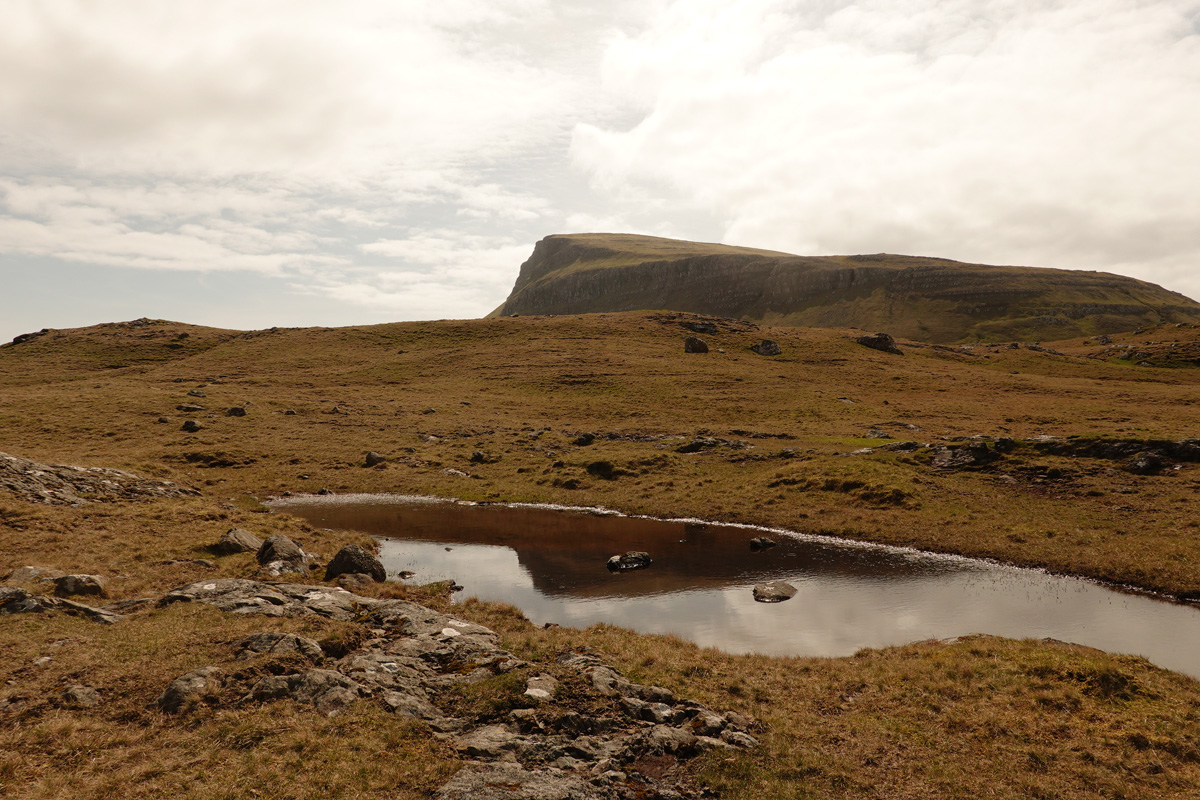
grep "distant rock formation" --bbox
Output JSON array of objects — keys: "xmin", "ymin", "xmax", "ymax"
[{"xmin": 493, "ymin": 234, "xmax": 1200, "ymax": 343}]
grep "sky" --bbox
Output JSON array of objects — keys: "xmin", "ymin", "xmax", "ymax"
[{"xmin": 2, "ymin": 0, "xmax": 1199, "ymax": 342}]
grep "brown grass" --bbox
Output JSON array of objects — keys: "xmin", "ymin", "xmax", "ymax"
[{"xmin": 2, "ymin": 312, "xmax": 1200, "ymax": 798}]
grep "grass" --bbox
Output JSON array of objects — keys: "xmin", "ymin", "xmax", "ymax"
[{"xmin": 3, "ymin": 311, "xmax": 1200, "ymax": 798}]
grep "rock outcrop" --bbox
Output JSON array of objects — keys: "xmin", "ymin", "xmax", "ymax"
[
  {"xmin": 494, "ymin": 234, "xmax": 1200, "ymax": 343},
  {"xmin": 0, "ymin": 452, "xmax": 199, "ymax": 505},
  {"xmin": 160, "ymin": 579, "xmax": 758, "ymax": 799}
]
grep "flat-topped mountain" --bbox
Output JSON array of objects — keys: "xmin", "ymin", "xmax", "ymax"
[{"xmin": 493, "ymin": 233, "xmax": 1200, "ymax": 343}]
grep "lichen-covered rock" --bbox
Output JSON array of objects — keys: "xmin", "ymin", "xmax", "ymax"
[
  {"xmin": 0, "ymin": 452, "xmax": 198, "ymax": 505},
  {"xmin": 325, "ymin": 544, "xmax": 386, "ymax": 582},
  {"xmin": 256, "ymin": 534, "xmax": 308, "ymax": 574},
  {"xmin": 236, "ymin": 632, "xmax": 324, "ymax": 662}
]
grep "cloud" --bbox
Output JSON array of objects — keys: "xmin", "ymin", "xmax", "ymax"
[{"xmin": 572, "ymin": 0, "xmax": 1200, "ymax": 298}]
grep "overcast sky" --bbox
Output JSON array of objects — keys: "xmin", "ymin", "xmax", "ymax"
[{"xmin": 2, "ymin": 0, "xmax": 1199, "ymax": 342}]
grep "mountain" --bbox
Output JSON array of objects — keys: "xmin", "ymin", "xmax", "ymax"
[{"xmin": 492, "ymin": 233, "xmax": 1200, "ymax": 343}]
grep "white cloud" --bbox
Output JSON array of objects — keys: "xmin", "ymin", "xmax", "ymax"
[{"xmin": 572, "ymin": 0, "xmax": 1200, "ymax": 299}]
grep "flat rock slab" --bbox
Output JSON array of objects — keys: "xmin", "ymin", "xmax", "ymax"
[
  {"xmin": 0, "ymin": 452, "xmax": 200, "ymax": 505},
  {"xmin": 0, "ymin": 584, "xmax": 122, "ymax": 624}
]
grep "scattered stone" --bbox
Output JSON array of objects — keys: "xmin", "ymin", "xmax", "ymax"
[
  {"xmin": 586, "ymin": 461, "xmax": 619, "ymax": 480},
  {"xmin": 226, "ymin": 407, "xmax": 247, "ymax": 417},
  {"xmin": 442, "ymin": 468, "xmax": 470, "ymax": 478},
  {"xmin": 867, "ymin": 428, "xmax": 892, "ymax": 439},
  {"xmin": 176, "ymin": 404, "xmax": 205, "ymax": 412},
  {"xmin": 683, "ymin": 336, "xmax": 709, "ymax": 354},
  {"xmin": 284, "ymin": 409, "xmax": 297, "ymax": 415},
  {"xmin": 214, "ymin": 527, "xmax": 263, "ymax": 555},
  {"xmin": 157, "ymin": 666, "xmax": 222, "ymax": 713},
  {"xmin": 752, "ymin": 580, "xmax": 797, "ymax": 603},
  {"xmin": 60, "ymin": 685, "xmax": 101, "ymax": 708},
  {"xmin": 0, "ymin": 452, "xmax": 199, "ymax": 505},
  {"xmin": 573, "ymin": 432, "xmax": 596, "ymax": 446},
  {"xmin": 607, "ymin": 552, "xmax": 652, "ymax": 572},
  {"xmin": 749, "ymin": 536, "xmax": 777, "ymax": 551},
  {"xmin": 181, "ymin": 420, "xmax": 202, "ymax": 433},
  {"xmin": 856, "ymin": 332, "xmax": 904, "ymax": 355},
  {"xmin": 53, "ymin": 574, "xmax": 107, "ymax": 598},
  {"xmin": 682, "ymin": 320, "xmax": 719, "ymax": 334},
  {"xmin": 470, "ymin": 450, "xmax": 494, "ymax": 464},
  {"xmin": 336, "ymin": 572, "xmax": 375, "ymax": 591},
  {"xmin": 750, "ymin": 339, "xmax": 781, "ymax": 356},
  {"xmin": 187, "ymin": 390, "xmax": 207, "ymax": 398},
  {"xmin": 363, "ymin": 451, "xmax": 387, "ymax": 467},
  {"xmin": 325, "ymin": 544, "xmax": 386, "ymax": 583},
  {"xmin": 0, "ymin": 585, "xmax": 122, "ymax": 623},
  {"xmin": 10, "ymin": 328, "xmax": 49, "ymax": 346}
]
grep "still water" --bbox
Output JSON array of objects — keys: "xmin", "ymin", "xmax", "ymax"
[{"xmin": 271, "ymin": 494, "xmax": 1200, "ymax": 678}]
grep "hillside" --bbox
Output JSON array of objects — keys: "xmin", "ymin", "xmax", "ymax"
[
  {"xmin": 4, "ymin": 313, "xmax": 1200, "ymax": 799},
  {"xmin": 493, "ymin": 233, "xmax": 1200, "ymax": 343}
]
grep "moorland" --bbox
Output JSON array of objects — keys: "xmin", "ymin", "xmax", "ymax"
[{"xmin": 4, "ymin": 244, "xmax": 1200, "ymax": 798}]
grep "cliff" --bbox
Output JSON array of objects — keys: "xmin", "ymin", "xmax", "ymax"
[{"xmin": 493, "ymin": 233, "xmax": 1200, "ymax": 343}]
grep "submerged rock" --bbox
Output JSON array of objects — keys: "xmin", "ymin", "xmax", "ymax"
[
  {"xmin": 607, "ymin": 551, "xmax": 652, "ymax": 572},
  {"xmin": 749, "ymin": 536, "xmax": 777, "ymax": 551}
]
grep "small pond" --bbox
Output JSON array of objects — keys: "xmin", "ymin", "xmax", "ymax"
[{"xmin": 271, "ymin": 494, "xmax": 1200, "ymax": 678}]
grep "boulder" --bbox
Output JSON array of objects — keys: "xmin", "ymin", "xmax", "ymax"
[
  {"xmin": 856, "ymin": 332, "xmax": 903, "ymax": 355},
  {"xmin": 1125, "ymin": 451, "xmax": 1165, "ymax": 475},
  {"xmin": 364, "ymin": 451, "xmax": 386, "ymax": 467},
  {"xmin": 572, "ymin": 433, "xmax": 596, "ymax": 446},
  {"xmin": 683, "ymin": 336, "xmax": 709, "ymax": 354},
  {"xmin": 214, "ymin": 527, "xmax": 263, "ymax": 555},
  {"xmin": 157, "ymin": 666, "xmax": 222, "ymax": 713},
  {"xmin": 751, "ymin": 339, "xmax": 781, "ymax": 356},
  {"xmin": 53, "ymin": 574, "xmax": 106, "ymax": 598},
  {"xmin": 325, "ymin": 544, "xmax": 386, "ymax": 583},
  {"xmin": 931, "ymin": 442, "xmax": 998, "ymax": 469},
  {"xmin": 176, "ymin": 404, "xmax": 205, "ymax": 412},
  {"xmin": 683, "ymin": 321, "xmax": 719, "ymax": 334},
  {"xmin": 60, "ymin": 685, "xmax": 101, "ymax": 708},
  {"xmin": 607, "ymin": 552, "xmax": 652, "ymax": 572},
  {"xmin": 752, "ymin": 580, "xmax": 797, "ymax": 603},
  {"xmin": 226, "ymin": 407, "xmax": 247, "ymax": 417},
  {"xmin": 181, "ymin": 420, "xmax": 202, "ymax": 433},
  {"xmin": 187, "ymin": 390, "xmax": 207, "ymax": 398},
  {"xmin": 256, "ymin": 534, "xmax": 308, "ymax": 574}
]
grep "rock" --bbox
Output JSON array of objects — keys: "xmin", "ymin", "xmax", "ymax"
[
  {"xmin": 0, "ymin": 585, "xmax": 122, "ymax": 624},
  {"xmin": 0, "ymin": 452, "xmax": 199, "ymax": 506},
  {"xmin": 5, "ymin": 565, "xmax": 64, "ymax": 583},
  {"xmin": 256, "ymin": 534, "xmax": 308, "ymax": 574},
  {"xmin": 607, "ymin": 552, "xmax": 652, "ymax": 572},
  {"xmin": 11, "ymin": 328, "xmax": 49, "ymax": 345},
  {"xmin": 176, "ymin": 404, "xmax": 205, "ymax": 412},
  {"xmin": 856, "ymin": 332, "xmax": 904, "ymax": 355},
  {"xmin": 1125, "ymin": 451, "xmax": 1165, "ymax": 475},
  {"xmin": 749, "ymin": 536, "xmax": 776, "ymax": 551},
  {"xmin": 469, "ymin": 450, "xmax": 491, "ymax": 464},
  {"xmin": 676, "ymin": 436, "xmax": 723, "ymax": 453},
  {"xmin": 181, "ymin": 420, "xmax": 202, "ymax": 433},
  {"xmin": 284, "ymin": 409, "xmax": 297, "ymax": 415},
  {"xmin": 524, "ymin": 674, "xmax": 559, "ymax": 701},
  {"xmin": 752, "ymin": 580, "xmax": 797, "ymax": 603},
  {"xmin": 325, "ymin": 544, "xmax": 386, "ymax": 583},
  {"xmin": 157, "ymin": 666, "xmax": 222, "ymax": 713},
  {"xmin": 336, "ymin": 572, "xmax": 376, "ymax": 591},
  {"xmin": 60, "ymin": 685, "xmax": 101, "ymax": 708},
  {"xmin": 364, "ymin": 451, "xmax": 386, "ymax": 467},
  {"xmin": 214, "ymin": 527, "xmax": 263, "ymax": 555},
  {"xmin": 187, "ymin": 390, "xmax": 207, "ymax": 398},
  {"xmin": 585, "ymin": 461, "xmax": 618, "ymax": 480},
  {"xmin": 236, "ymin": 632, "xmax": 324, "ymax": 662},
  {"xmin": 867, "ymin": 428, "xmax": 892, "ymax": 439},
  {"xmin": 683, "ymin": 336, "xmax": 709, "ymax": 354},
  {"xmin": 750, "ymin": 339, "xmax": 781, "ymax": 356},
  {"xmin": 573, "ymin": 433, "xmax": 596, "ymax": 446},
  {"xmin": 683, "ymin": 320, "xmax": 719, "ymax": 334},
  {"xmin": 226, "ymin": 407, "xmax": 247, "ymax": 417},
  {"xmin": 53, "ymin": 574, "xmax": 106, "ymax": 598},
  {"xmin": 931, "ymin": 442, "xmax": 998, "ymax": 469}
]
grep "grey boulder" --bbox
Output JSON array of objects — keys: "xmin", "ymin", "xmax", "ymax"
[
  {"xmin": 752, "ymin": 580, "xmax": 797, "ymax": 603},
  {"xmin": 325, "ymin": 544, "xmax": 386, "ymax": 583},
  {"xmin": 214, "ymin": 527, "xmax": 263, "ymax": 555}
]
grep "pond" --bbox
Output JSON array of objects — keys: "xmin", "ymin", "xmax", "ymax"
[{"xmin": 271, "ymin": 494, "xmax": 1200, "ymax": 678}]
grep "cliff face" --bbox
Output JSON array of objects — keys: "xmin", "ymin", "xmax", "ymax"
[{"xmin": 495, "ymin": 234, "xmax": 1200, "ymax": 343}]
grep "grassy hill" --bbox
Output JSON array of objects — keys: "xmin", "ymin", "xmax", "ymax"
[
  {"xmin": 493, "ymin": 233, "xmax": 1200, "ymax": 343},
  {"xmin": 3, "ymin": 313, "xmax": 1200, "ymax": 799}
]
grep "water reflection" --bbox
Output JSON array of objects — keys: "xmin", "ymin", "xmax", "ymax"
[{"xmin": 272, "ymin": 495, "xmax": 1200, "ymax": 678}]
